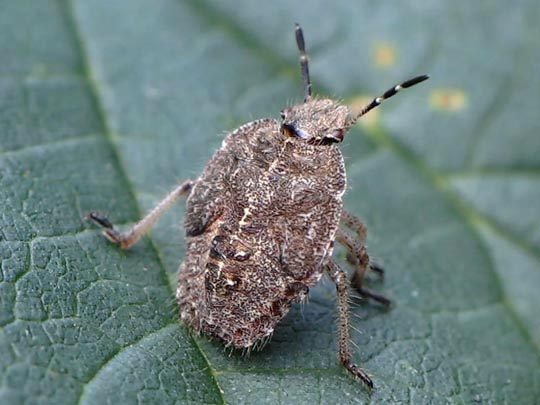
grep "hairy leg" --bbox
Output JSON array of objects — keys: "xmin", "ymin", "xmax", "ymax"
[
  {"xmin": 326, "ymin": 259, "xmax": 373, "ymax": 389},
  {"xmin": 340, "ymin": 209, "xmax": 368, "ymax": 242},
  {"xmin": 335, "ymin": 228, "xmax": 391, "ymax": 306},
  {"xmin": 340, "ymin": 210, "xmax": 384, "ymax": 275},
  {"xmin": 88, "ymin": 179, "xmax": 194, "ymax": 249}
]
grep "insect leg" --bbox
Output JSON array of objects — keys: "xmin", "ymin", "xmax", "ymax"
[
  {"xmin": 336, "ymin": 228, "xmax": 391, "ymax": 307},
  {"xmin": 326, "ymin": 259, "xmax": 373, "ymax": 389},
  {"xmin": 340, "ymin": 210, "xmax": 367, "ymax": 241},
  {"xmin": 88, "ymin": 179, "xmax": 194, "ymax": 249},
  {"xmin": 340, "ymin": 210, "xmax": 384, "ymax": 278}
]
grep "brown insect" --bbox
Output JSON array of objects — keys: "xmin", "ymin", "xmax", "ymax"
[{"xmin": 89, "ymin": 24, "xmax": 428, "ymax": 389}]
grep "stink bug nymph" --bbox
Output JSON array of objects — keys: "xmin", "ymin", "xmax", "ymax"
[{"xmin": 89, "ymin": 24, "xmax": 429, "ymax": 389}]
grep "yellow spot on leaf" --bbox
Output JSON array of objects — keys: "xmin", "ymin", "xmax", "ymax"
[
  {"xmin": 349, "ymin": 96, "xmax": 380, "ymax": 127},
  {"xmin": 373, "ymin": 43, "xmax": 397, "ymax": 69},
  {"xmin": 430, "ymin": 88, "xmax": 468, "ymax": 112}
]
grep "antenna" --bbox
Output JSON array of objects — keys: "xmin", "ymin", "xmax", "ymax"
[
  {"xmin": 347, "ymin": 74, "xmax": 430, "ymax": 126},
  {"xmin": 295, "ymin": 24, "xmax": 312, "ymax": 103}
]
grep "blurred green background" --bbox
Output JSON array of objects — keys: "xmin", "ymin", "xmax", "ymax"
[{"xmin": 1, "ymin": 1, "xmax": 539, "ymax": 403}]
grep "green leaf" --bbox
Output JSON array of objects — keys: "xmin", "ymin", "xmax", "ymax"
[{"xmin": 1, "ymin": 0, "xmax": 539, "ymax": 403}]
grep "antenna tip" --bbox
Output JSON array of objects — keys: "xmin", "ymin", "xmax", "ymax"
[{"xmin": 402, "ymin": 74, "xmax": 430, "ymax": 88}]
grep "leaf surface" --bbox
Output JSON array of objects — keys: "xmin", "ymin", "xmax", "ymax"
[{"xmin": 1, "ymin": 1, "xmax": 539, "ymax": 403}]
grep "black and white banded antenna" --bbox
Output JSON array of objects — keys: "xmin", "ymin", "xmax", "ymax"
[{"xmin": 347, "ymin": 74, "xmax": 430, "ymax": 127}]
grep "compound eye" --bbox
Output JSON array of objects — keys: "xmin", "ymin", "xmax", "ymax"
[
  {"xmin": 281, "ymin": 123, "xmax": 311, "ymax": 141},
  {"xmin": 281, "ymin": 123, "xmax": 296, "ymax": 137}
]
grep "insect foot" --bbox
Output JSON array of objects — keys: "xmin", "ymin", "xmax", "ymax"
[
  {"xmin": 89, "ymin": 24, "xmax": 428, "ymax": 390},
  {"xmin": 88, "ymin": 180, "xmax": 194, "ymax": 249}
]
